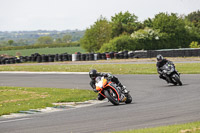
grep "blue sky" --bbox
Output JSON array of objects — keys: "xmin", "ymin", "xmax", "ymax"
[{"xmin": 0, "ymin": 0, "xmax": 199, "ymax": 31}]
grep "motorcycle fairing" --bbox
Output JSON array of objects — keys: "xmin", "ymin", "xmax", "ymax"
[
  {"xmin": 104, "ymin": 82, "xmax": 120, "ymax": 101},
  {"xmin": 95, "ymin": 76, "xmax": 120, "ymax": 101}
]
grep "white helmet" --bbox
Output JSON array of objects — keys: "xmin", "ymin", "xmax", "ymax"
[{"xmin": 156, "ymin": 54, "xmax": 164, "ymax": 62}]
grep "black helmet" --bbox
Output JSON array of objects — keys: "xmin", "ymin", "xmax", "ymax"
[
  {"xmin": 156, "ymin": 54, "xmax": 164, "ymax": 62},
  {"xmin": 89, "ymin": 69, "xmax": 97, "ymax": 79}
]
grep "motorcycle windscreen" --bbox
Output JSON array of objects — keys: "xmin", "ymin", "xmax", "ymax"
[{"xmin": 95, "ymin": 76, "xmax": 103, "ymax": 91}]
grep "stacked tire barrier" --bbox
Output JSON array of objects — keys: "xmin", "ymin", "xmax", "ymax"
[
  {"xmin": 0, "ymin": 48, "xmax": 200, "ymax": 65},
  {"xmin": 147, "ymin": 48, "xmax": 200, "ymax": 58},
  {"xmin": 0, "ymin": 57, "xmax": 21, "ymax": 64}
]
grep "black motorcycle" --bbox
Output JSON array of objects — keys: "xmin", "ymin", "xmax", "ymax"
[{"xmin": 160, "ymin": 62, "xmax": 182, "ymax": 86}]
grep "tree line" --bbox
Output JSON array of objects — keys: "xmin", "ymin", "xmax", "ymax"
[
  {"xmin": 80, "ymin": 10, "xmax": 200, "ymax": 52},
  {"xmin": 0, "ymin": 34, "xmax": 81, "ymax": 51},
  {"xmin": 0, "ymin": 30, "xmax": 84, "ymax": 47}
]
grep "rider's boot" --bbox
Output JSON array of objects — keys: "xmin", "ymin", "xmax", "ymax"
[
  {"xmin": 160, "ymin": 75, "xmax": 169, "ymax": 83},
  {"xmin": 176, "ymin": 70, "xmax": 181, "ymax": 76},
  {"xmin": 165, "ymin": 76, "xmax": 171, "ymax": 84},
  {"xmin": 118, "ymin": 83, "xmax": 128, "ymax": 93},
  {"xmin": 120, "ymin": 94, "xmax": 127, "ymax": 102}
]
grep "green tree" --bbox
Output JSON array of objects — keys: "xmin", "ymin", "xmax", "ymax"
[
  {"xmin": 37, "ymin": 36, "xmax": 53, "ymax": 44},
  {"xmin": 8, "ymin": 40, "xmax": 14, "ymax": 46},
  {"xmin": 131, "ymin": 27, "xmax": 162, "ymax": 50},
  {"xmin": 15, "ymin": 39, "xmax": 29, "ymax": 46},
  {"xmin": 80, "ymin": 16, "xmax": 112, "ymax": 52},
  {"xmin": 186, "ymin": 10, "xmax": 200, "ymax": 31},
  {"xmin": 62, "ymin": 34, "xmax": 72, "ymax": 43},
  {"xmin": 152, "ymin": 12, "xmax": 188, "ymax": 48},
  {"xmin": 184, "ymin": 19, "xmax": 200, "ymax": 44},
  {"xmin": 143, "ymin": 18, "xmax": 153, "ymax": 28},
  {"xmin": 111, "ymin": 11, "xmax": 141, "ymax": 38},
  {"xmin": 0, "ymin": 41, "xmax": 8, "ymax": 47},
  {"xmin": 153, "ymin": 13, "xmax": 186, "ymax": 34},
  {"xmin": 55, "ymin": 38, "xmax": 63, "ymax": 43}
]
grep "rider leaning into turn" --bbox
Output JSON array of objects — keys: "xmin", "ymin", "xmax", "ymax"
[
  {"xmin": 89, "ymin": 69, "xmax": 127, "ymax": 101},
  {"xmin": 156, "ymin": 54, "xmax": 175, "ymax": 82}
]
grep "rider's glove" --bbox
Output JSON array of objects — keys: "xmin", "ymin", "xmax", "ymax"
[
  {"xmin": 93, "ymin": 89, "xmax": 98, "ymax": 93},
  {"xmin": 158, "ymin": 70, "xmax": 162, "ymax": 74},
  {"xmin": 107, "ymin": 73, "xmax": 113, "ymax": 79}
]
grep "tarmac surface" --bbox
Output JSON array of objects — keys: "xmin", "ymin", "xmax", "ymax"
[{"xmin": 0, "ymin": 73, "xmax": 200, "ymax": 133}]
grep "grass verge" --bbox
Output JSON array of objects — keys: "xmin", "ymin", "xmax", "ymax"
[
  {"xmin": 0, "ymin": 63, "xmax": 200, "ymax": 74},
  {"xmin": 0, "ymin": 86, "xmax": 97, "ymax": 116},
  {"xmin": 113, "ymin": 121, "xmax": 200, "ymax": 133},
  {"xmin": 0, "ymin": 46, "xmax": 85, "ymax": 56}
]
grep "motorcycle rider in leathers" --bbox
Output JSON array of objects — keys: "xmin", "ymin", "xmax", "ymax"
[
  {"xmin": 89, "ymin": 69, "xmax": 127, "ymax": 102},
  {"xmin": 156, "ymin": 54, "xmax": 176, "ymax": 83}
]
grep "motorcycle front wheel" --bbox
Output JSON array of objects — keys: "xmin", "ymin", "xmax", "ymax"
[
  {"xmin": 125, "ymin": 93, "xmax": 132, "ymax": 104},
  {"xmin": 173, "ymin": 74, "xmax": 182, "ymax": 86},
  {"xmin": 104, "ymin": 89, "xmax": 119, "ymax": 105}
]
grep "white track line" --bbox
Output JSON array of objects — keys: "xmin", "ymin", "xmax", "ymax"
[{"xmin": 0, "ymin": 118, "xmax": 31, "ymax": 124}]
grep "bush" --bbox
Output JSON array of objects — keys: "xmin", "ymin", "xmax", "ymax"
[
  {"xmin": 189, "ymin": 41, "xmax": 200, "ymax": 48},
  {"xmin": 99, "ymin": 35, "xmax": 136, "ymax": 52}
]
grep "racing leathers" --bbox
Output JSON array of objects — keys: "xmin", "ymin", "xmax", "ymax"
[{"xmin": 156, "ymin": 59, "xmax": 174, "ymax": 81}]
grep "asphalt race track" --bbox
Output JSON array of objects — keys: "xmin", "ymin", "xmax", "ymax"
[{"xmin": 0, "ymin": 73, "xmax": 200, "ymax": 133}]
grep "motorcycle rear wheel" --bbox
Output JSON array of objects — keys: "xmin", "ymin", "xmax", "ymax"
[{"xmin": 104, "ymin": 89, "xmax": 119, "ymax": 105}]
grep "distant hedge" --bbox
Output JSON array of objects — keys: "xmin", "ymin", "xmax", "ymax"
[{"xmin": 0, "ymin": 42, "xmax": 80, "ymax": 51}]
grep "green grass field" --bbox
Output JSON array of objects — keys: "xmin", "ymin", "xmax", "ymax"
[
  {"xmin": 0, "ymin": 86, "xmax": 97, "ymax": 116},
  {"xmin": 113, "ymin": 121, "xmax": 200, "ymax": 133},
  {"xmin": 0, "ymin": 46, "xmax": 85, "ymax": 56},
  {"xmin": 0, "ymin": 63, "xmax": 200, "ymax": 74}
]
